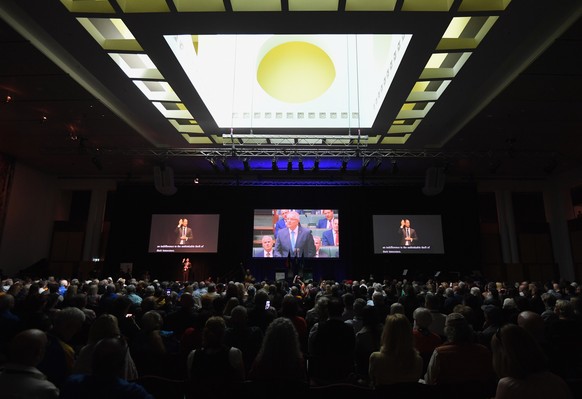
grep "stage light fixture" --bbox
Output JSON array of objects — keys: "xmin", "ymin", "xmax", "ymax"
[
  {"xmin": 298, "ymin": 158, "xmax": 304, "ymax": 173},
  {"xmin": 361, "ymin": 158, "xmax": 370, "ymax": 171},
  {"xmin": 340, "ymin": 158, "xmax": 348, "ymax": 172},
  {"xmin": 372, "ymin": 158, "xmax": 382, "ymax": 173},
  {"xmin": 243, "ymin": 158, "xmax": 250, "ymax": 172},
  {"xmin": 391, "ymin": 160, "xmax": 399, "ymax": 174},
  {"xmin": 287, "ymin": 157, "xmax": 292, "ymax": 172},
  {"xmin": 208, "ymin": 157, "xmax": 219, "ymax": 171},
  {"xmin": 272, "ymin": 157, "xmax": 279, "ymax": 171},
  {"xmin": 312, "ymin": 158, "xmax": 320, "ymax": 172},
  {"xmin": 221, "ymin": 157, "xmax": 230, "ymax": 171}
]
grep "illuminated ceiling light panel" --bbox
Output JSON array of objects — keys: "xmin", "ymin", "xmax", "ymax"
[
  {"xmin": 77, "ymin": 18, "xmax": 143, "ymax": 51},
  {"xmin": 345, "ymin": 0, "xmax": 397, "ymax": 11},
  {"xmin": 396, "ymin": 102, "xmax": 435, "ymax": 119},
  {"xmin": 60, "ymin": 0, "xmax": 115, "ymax": 13},
  {"xmin": 366, "ymin": 135, "xmax": 381, "ymax": 144},
  {"xmin": 133, "ymin": 81, "xmax": 180, "ymax": 102},
  {"xmin": 407, "ymin": 80, "xmax": 451, "ymax": 101},
  {"xmin": 181, "ymin": 134, "xmax": 214, "ymax": 144},
  {"xmin": 382, "ymin": 134, "xmax": 411, "ymax": 144},
  {"xmin": 210, "ymin": 135, "xmax": 223, "ymax": 143},
  {"xmin": 230, "ymin": 0, "xmax": 281, "ymax": 12},
  {"xmin": 302, "ymin": 138, "xmax": 325, "ymax": 145},
  {"xmin": 109, "ymin": 53, "xmax": 164, "ymax": 79},
  {"xmin": 115, "ymin": 0, "xmax": 170, "ymax": 12},
  {"xmin": 172, "ymin": 0, "xmax": 226, "ymax": 12},
  {"xmin": 288, "ymin": 0, "xmax": 339, "ymax": 11},
  {"xmin": 165, "ymin": 34, "xmax": 412, "ymax": 129},
  {"xmin": 169, "ymin": 119, "xmax": 204, "ymax": 133},
  {"xmin": 152, "ymin": 102, "xmax": 193, "ymax": 119},
  {"xmin": 401, "ymin": 0, "xmax": 454, "ymax": 12},
  {"xmin": 458, "ymin": 0, "xmax": 511, "ymax": 11},
  {"xmin": 239, "ymin": 137, "xmax": 269, "ymax": 145},
  {"xmin": 388, "ymin": 118, "xmax": 421, "ymax": 133},
  {"xmin": 419, "ymin": 52, "xmax": 472, "ymax": 79},
  {"xmin": 438, "ymin": 16, "xmax": 498, "ymax": 50},
  {"xmin": 221, "ymin": 135, "xmax": 366, "ymax": 146}
]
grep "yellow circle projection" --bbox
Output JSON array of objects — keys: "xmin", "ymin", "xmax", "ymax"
[{"xmin": 257, "ymin": 41, "xmax": 336, "ymax": 103}]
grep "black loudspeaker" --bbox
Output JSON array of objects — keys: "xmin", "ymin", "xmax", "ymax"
[
  {"xmin": 422, "ymin": 166, "xmax": 445, "ymax": 196},
  {"xmin": 153, "ymin": 166, "xmax": 177, "ymax": 196}
]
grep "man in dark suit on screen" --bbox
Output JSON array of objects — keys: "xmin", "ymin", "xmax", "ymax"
[
  {"xmin": 175, "ymin": 218, "xmax": 193, "ymax": 245},
  {"xmin": 273, "ymin": 210, "xmax": 316, "ymax": 257},
  {"xmin": 316, "ymin": 209, "xmax": 335, "ymax": 229},
  {"xmin": 397, "ymin": 219, "xmax": 418, "ymax": 246}
]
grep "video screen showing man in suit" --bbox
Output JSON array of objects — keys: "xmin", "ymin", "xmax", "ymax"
[
  {"xmin": 148, "ymin": 214, "xmax": 220, "ymax": 253},
  {"xmin": 252, "ymin": 209, "xmax": 339, "ymax": 258},
  {"xmin": 372, "ymin": 214, "xmax": 445, "ymax": 254}
]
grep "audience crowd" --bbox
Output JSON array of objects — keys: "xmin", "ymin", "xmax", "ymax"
[{"xmin": 0, "ymin": 272, "xmax": 580, "ymax": 398}]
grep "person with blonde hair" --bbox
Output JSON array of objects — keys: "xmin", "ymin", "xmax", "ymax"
[
  {"xmin": 73, "ymin": 313, "xmax": 138, "ymax": 380},
  {"xmin": 248, "ymin": 317, "xmax": 307, "ymax": 384},
  {"xmin": 368, "ymin": 313, "xmax": 423, "ymax": 387}
]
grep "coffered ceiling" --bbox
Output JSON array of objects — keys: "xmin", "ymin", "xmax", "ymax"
[{"xmin": 1, "ymin": 0, "xmax": 581, "ymax": 186}]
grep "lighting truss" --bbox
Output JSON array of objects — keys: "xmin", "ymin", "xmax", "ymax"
[
  {"xmin": 44, "ymin": 146, "xmax": 558, "ymax": 161},
  {"xmin": 222, "ymin": 134, "xmax": 367, "ymax": 147}
]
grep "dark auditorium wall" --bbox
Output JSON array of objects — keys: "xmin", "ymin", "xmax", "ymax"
[{"xmin": 104, "ymin": 183, "xmax": 481, "ymax": 283}]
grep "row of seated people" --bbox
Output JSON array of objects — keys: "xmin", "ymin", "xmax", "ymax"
[{"xmin": 0, "ymin": 275, "xmax": 580, "ymax": 398}]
